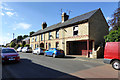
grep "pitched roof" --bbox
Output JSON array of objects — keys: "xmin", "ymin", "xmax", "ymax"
[
  {"xmin": 22, "ymin": 37, "xmax": 30, "ymax": 41},
  {"xmin": 31, "ymin": 8, "xmax": 100, "ymax": 36}
]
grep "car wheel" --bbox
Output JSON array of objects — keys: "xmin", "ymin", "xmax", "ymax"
[
  {"xmin": 112, "ymin": 60, "xmax": 120, "ymax": 70},
  {"xmin": 44, "ymin": 53, "xmax": 47, "ymax": 56},
  {"xmin": 52, "ymin": 53, "xmax": 56, "ymax": 58},
  {"xmin": 37, "ymin": 52, "xmax": 39, "ymax": 55},
  {"xmin": 62, "ymin": 55, "xmax": 65, "ymax": 58}
]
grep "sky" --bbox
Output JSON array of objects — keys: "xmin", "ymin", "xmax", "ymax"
[{"xmin": 0, "ymin": 2, "xmax": 118, "ymax": 45}]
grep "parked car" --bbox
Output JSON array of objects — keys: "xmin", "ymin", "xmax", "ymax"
[
  {"xmin": 104, "ymin": 42, "xmax": 120, "ymax": 70},
  {"xmin": 33, "ymin": 47, "xmax": 46, "ymax": 55},
  {"xmin": 1, "ymin": 48, "xmax": 20, "ymax": 62},
  {"xmin": 17, "ymin": 47, "xmax": 23, "ymax": 52},
  {"xmin": 44, "ymin": 48, "xmax": 65, "ymax": 58},
  {"xmin": 22, "ymin": 47, "xmax": 32, "ymax": 53}
]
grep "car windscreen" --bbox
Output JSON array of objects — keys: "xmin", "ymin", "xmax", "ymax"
[
  {"xmin": 2, "ymin": 49, "xmax": 17, "ymax": 53},
  {"xmin": 23, "ymin": 47, "xmax": 27, "ymax": 49},
  {"xmin": 18, "ymin": 47, "xmax": 21, "ymax": 49}
]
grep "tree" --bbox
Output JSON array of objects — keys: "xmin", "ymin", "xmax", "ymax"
[
  {"xmin": 30, "ymin": 31, "xmax": 35, "ymax": 36},
  {"xmin": 17, "ymin": 35, "xmax": 23, "ymax": 40},
  {"xmin": 10, "ymin": 42, "xmax": 16, "ymax": 48},
  {"xmin": 23, "ymin": 35, "xmax": 28, "ymax": 39},
  {"xmin": 22, "ymin": 41, "xmax": 26, "ymax": 47},
  {"xmin": 104, "ymin": 8, "xmax": 120, "ymax": 42},
  {"xmin": 24, "ymin": 44, "xmax": 30, "ymax": 47},
  {"xmin": 108, "ymin": 8, "xmax": 120, "ymax": 30}
]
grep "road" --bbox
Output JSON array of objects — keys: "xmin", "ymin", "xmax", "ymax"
[{"xmin": 2, "ymin": 52, "xmax": 119, "ymax": 80}]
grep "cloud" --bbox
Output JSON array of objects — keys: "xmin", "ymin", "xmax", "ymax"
[
  {"xmin": 7, "ymin": 33, "xmax": 10, "ymax": 36},
  {"xmin": 6, "ymin": 12, "xmax": 15, "ymax": 17},
  {"xmin": 1, "ymin": 3, "xmax": 17, "ymax": 17},
  {"xmin": 4, "ymin": 8, "xmax": 13, "ymax": 11},
  {"xmin": 1, "ymin": 13, "xmax": 5, "ymax": 16},
  {"xmin": 13, "ymin": 22, "xmax": 31, "ymax": 30},
  {"xmin": 106, "ymin": 17, "xmax": 113, "ymax": 21}
]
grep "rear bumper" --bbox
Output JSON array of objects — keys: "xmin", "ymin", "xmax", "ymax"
[
  {"xmin": 104, "ymin": 59, "xmax": 112, "ymax": 64},
  {"xmin": 2, "ymin": 57, "xmax": 20, "ymax": 62}
]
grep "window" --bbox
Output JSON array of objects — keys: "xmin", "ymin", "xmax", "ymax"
[
  {"xmin": 46, "ymin": 43, "xmax": 47, "ymax": 49},
  {"xmin": 35, "ymin": 44, "xmax": 37, "ymax": 48},
  {"xmin": 35, "ymin": 36, "xmax": 37, "ymax": 42},
  {"xmin": 49, "ymin": 32, "xmax": 52, "ymax": 40},
  {"xmin": 32, "ymin": 37, "xmax": 34, "ymax": 42},
  {"xmin": 49, "ymin": 43, "xmax": 51, "ymax": 49},
  {"xmin": 73, "ymin": 25, "xmax": 78, "ymax": 36},
  {"xmin": 41, "ymin": 34, "xmax": 43, "ymax": 41},
  {"xmin": 56, "ymin": 30, "xmax": 59, "ymax": 38},
  {"xmin": 56, "ymin": 42, "xmax": 59, "ymax": 49}
]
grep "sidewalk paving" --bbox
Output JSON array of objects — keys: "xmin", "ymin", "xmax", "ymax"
[{"xmin": 66, "ymin": 55, "xmax": 104, "ymax": 64}]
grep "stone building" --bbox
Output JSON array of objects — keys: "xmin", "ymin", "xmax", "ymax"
[{"xmin": 30, "ymin": 8, "xmax": 109, "ymax": 58}]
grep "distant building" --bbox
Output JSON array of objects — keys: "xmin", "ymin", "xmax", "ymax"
[
  {"xmin": 22, "ymin": 37, "xmax": 30, "ymax": 44},
  {"xmin": 30, "ymin": 8, "xmax": 109, "ymax": 58}
]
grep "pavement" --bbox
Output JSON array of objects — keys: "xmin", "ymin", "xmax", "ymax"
[{"xmin": 2, "ymin": 52, "xmax": 119, "ymax": 80}]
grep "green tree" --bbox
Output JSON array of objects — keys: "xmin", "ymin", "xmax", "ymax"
[
  {"xmin": 104, "ymin": 28, "xmax": 120, "ymax": 42},
  {"xmin": 30, "ymin": 31, "xmax": 35, "ymax": 36},
  {"xmin": 104, "ymin": 8, "xmax": 120, "ymax": 42},
  {"xmin": 10, "ymin": 42, "xmax": 16, "ymax": 48},
  {"xmin": 22, "ymin": 41, "xmax": 26, "ymax": 47},
  {"xmin": 17, "ymin": 35, "xmax": 23, "ymax": 40},
  {"xmin": 23, "ymin": 35, "xmax": 28, "ymax": 39},
  {"xmin": 15, "ymin": 44, "xmax": 20, "ymax": 49},
  {"xmin": 24, "ymin": 44, "xmax": 30, "ymax": 47}
]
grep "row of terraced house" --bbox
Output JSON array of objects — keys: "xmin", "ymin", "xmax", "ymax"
[{"xmin": 30, "ymin": 8, "xmax": 109, "ymax": 58}]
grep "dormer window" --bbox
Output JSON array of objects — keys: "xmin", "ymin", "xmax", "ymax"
[{"xmin": 73, "ymin": 25, "xmax": 78, "ymax": 36}]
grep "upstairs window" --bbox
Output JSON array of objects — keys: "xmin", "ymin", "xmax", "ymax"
[
  {"xmin": 32, "ymin": 37, "xmax": 34, "ymax": 42},
  {"xmin": 41, "ymin": 34, "xmax": 43, "ymax": 41},
  {"xmin": 35, "ymin": 36, "xmax": 37, "ymax": 42},
  {"xmin": 56, "ymin": 30, "xmax": 59, "ymax": 38},
  {"xmin": 73, "ymin": 25, "xmax": 78, "ymax": 36},
  {"xmin": 49, "ymin": 32, "xmax": 52, "ymax": 40}
]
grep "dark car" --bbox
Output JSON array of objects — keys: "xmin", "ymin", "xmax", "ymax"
[
  {"xmin": 44, "ymin": 48, "xmax": 65, "ymax": 58},
  {"xmin": 1, "ymin": 48, "xmax": 20, "ymax": 62}
]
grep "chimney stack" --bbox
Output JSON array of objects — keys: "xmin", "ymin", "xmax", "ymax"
[
  {"xmin": 42, "ymin": 22, "xmax": 47, "ymax": 30},
  {"xmin": 62, "ymin": 12, "xmax": 69, "ymax": 23}
]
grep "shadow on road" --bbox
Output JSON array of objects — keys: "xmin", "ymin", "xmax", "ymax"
[
  {"xmin": 58, "ymin": 56, "xmax": 76, "ymax": 59},
  {"xmin": 2, "ymin": 58, "xmax": 84, "ymax": 80}
]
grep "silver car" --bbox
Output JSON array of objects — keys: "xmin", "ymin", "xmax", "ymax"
[
  {"xmin": 33, "ymin": 47, "xmax": 45, "ymax": 55},
  {"xmin": 22, "ymin": 47, "xmax": 32, "ymax": 53}
]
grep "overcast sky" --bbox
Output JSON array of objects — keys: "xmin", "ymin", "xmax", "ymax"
[{"xmin": 0, "ymin": 2, "xmax": 118, "ymax": 45}]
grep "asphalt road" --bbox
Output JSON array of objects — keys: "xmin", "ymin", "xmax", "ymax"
[{"xmin": 2, "ymin": 52, "xmax": 119, "ymax": 80}]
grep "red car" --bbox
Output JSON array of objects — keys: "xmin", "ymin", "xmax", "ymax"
[
  {"xmin": 104, "ymin": 42, "xmax": 120, "ymax": 70},
  {"xmin": 1, "ymin": 48, "xmax": 20, "ymax": 62}
]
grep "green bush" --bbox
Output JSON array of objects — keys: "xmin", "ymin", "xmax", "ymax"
[{"xmin": 24, "ymin": 44, "xmax": 30, "ymax": 47}]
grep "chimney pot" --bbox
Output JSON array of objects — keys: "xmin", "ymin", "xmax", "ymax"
[
  {"xmin": 42, "ymin": 22, "xmax": 47, "ymax": 30},
  {"xmin": 62, "ymin": 12, "xmax": 69, "ymax": 23}
]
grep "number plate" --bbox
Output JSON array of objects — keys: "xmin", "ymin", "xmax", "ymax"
[{"xmin": 9, "ymin": 57, "xmax": 15, "ymax": 60}]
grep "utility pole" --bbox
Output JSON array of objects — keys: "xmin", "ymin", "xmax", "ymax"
[{"xmin": 13, "ymin": 33, "xmax": 14, "ymax": 40}]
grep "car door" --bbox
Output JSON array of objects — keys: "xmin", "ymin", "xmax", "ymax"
[{"xmin": 49, "ymin": 49, "xmax": 54, "ymax": 56}]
